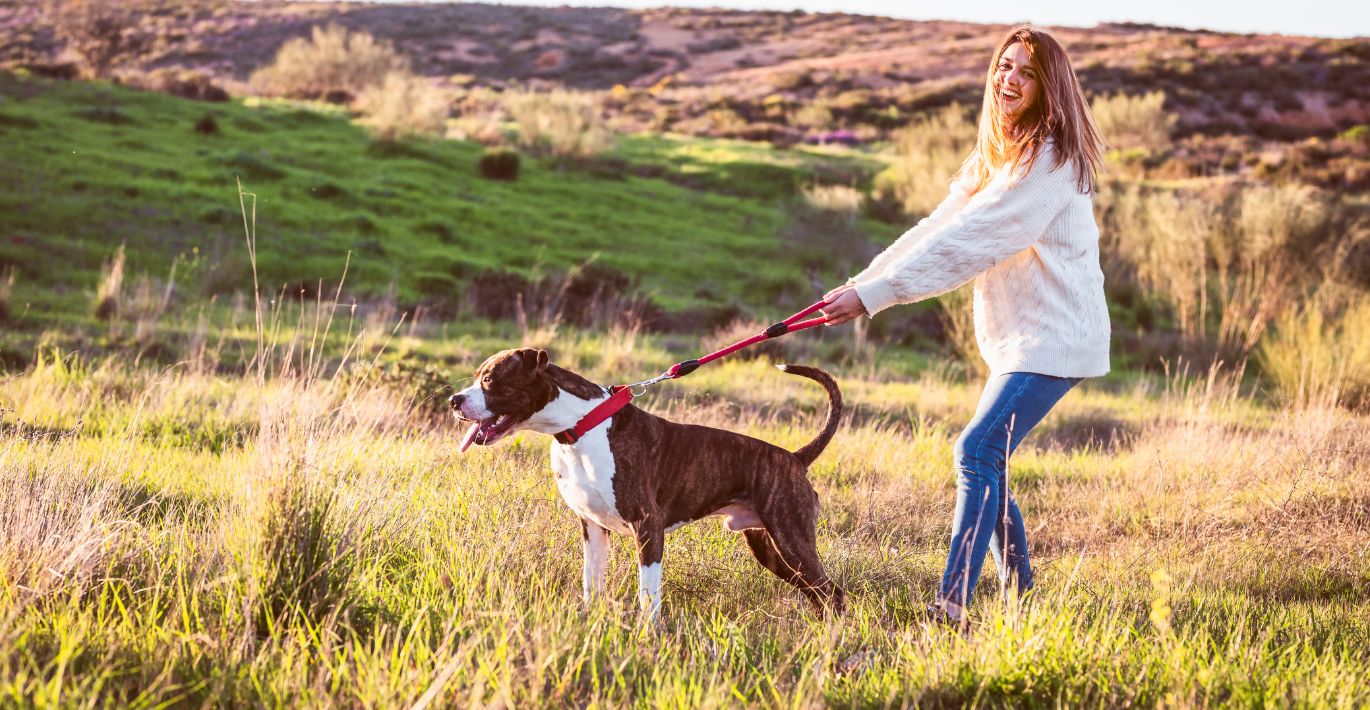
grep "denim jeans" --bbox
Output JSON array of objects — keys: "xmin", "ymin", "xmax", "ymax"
[{"xmin": 939, "ymin": 371, "xmax": 1081, "ymax": 608}]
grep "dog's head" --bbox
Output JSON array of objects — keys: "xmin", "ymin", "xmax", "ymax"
[{"xmin": 449, "ymin": 347, "xmax": 557, "ymax": 452}]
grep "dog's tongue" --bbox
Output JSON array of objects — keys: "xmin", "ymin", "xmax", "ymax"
[{"xmin": 459, "ymin": 421, "xmax": 481, "ymax": 453}]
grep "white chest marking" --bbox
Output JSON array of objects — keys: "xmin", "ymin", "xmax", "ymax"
[{"xmin": 551, "ymin": 425, "xmax": 631, "ymax": 535}]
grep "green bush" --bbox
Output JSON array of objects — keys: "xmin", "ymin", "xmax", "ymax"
[{"xmin": 478, "ymin": 149, "xmax": 520, "ymax": 181}]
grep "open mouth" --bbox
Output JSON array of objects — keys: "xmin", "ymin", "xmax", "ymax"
[
  {"xmin": 1000, "ymin": 88, "xmax": 1022, "ymax": 101},
  {"xmin": 457, "ymin": 413, "xmax": 518, "ymax": 452}
]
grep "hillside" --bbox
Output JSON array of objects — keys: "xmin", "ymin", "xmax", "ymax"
[
  {"xmin": 0, "ymin": 71, "xmax": 898, "ymax": 334},
  {"xmin": 3, "ymin": 1, "xmax": 1368, "ymax": 187}
]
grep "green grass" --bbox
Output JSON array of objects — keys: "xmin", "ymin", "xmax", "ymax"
[
  {"xmin": 0, "ymin": 72, "xmax": 892, "ymax": 320},
  {"xmin": 0, "ymin": 336, "xmax": 1366, "ymax": 707}
]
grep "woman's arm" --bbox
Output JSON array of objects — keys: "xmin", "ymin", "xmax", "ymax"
[
  {"xmin": 848, "ymin": 172, "xmax": 976, "ymax": 284},
  {"xmin": 853, "ymin": 145, "xmax": 1075, "ymax": 317}
]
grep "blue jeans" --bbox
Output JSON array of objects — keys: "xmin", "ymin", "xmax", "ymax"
[{"xmin": 939, "ymin": 371, "xmax": 1080, "ymax": 608}]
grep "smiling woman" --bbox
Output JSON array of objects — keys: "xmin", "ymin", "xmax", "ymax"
[{"xmin": 820, "ymin": 25, "xmax": 1108, "ymax": 627}]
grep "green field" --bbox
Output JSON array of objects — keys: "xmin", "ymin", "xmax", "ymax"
[
  {"xmin": 1, "ymin": 327, "xmax": 1367, "ymax": 706},
  {"xmin": 0, "ymin": 72, "xmax": 889, "ymax": 321},
  {"xmin": 2, "ymin": 71, "xmax": 1369, "ymax": 707}
]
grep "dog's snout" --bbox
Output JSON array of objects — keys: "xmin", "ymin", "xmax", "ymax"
[{"xmin": 449, "ymin": 393, "xmax": 464, "ymax": 410}]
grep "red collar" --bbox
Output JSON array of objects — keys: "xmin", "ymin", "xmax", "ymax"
[{"xmin": 554, "ymin": 386, "xmax": 634, "ymax": 445}]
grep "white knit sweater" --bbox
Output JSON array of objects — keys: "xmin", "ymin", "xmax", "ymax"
[{"xmin": 852, "ymin": 141, "xmax": 1110, "ymax": 378}]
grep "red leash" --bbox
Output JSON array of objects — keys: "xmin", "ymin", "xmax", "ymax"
[{"xmin": 553, "ymin": 300, "xmax": 830, "ymax": 444}]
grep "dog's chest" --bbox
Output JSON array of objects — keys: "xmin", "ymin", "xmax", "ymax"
[{"xmin": 550, "ymin": 429, "xmax": 632, "ymax": 535}]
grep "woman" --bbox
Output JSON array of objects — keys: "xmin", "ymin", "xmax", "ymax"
[{"xmin": 822, "ymin": 26, "xmax": 1109, "ymax": 625}]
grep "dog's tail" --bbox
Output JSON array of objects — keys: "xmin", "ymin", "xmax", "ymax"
[{"xmin": 776, "ymin": 364, "xmax": 842, "ymax": 468}]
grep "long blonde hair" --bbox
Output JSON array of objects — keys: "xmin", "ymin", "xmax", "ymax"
[{"xmin": 962, "ymin": 26, "xmax": 1104, "ymax": 194}]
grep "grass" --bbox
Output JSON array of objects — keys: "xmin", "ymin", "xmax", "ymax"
[
  {"xmin": 0, "ymin": 71, "xmax": 891, "ymax": 320},
  {"xmin": 0, "ymin": 295, "xmax": 1367, "ymax": 705},
  {"xmin": 2, "ymin": 68, "xmax": 1368, "ymax": 705}
]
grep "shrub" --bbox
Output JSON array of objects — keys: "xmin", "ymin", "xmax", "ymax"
[
  {"xmin": 873, "ymin": 104, "xmax": 976, "ymax": 217},
  {"xmin": 1259, "ymin": 295, "xmax": 1370, "ymax": 411},
  {"xmin": 791, "ymin": 101, "xmax": 835, "ymax": 131},
  {"xmin": 478, "ymin": 149, "xmax": 520, "ymax": 181},
  {"xmin": 251, "ymin": 24, "xmax": 410, "ymax": 100},
  {"xmin": 193, "ymin": 113, "xmax": 219, "ymax": 135},
  {"xmin": 356, "ymin": 71, "xmax": 450, "ymax": 140},
  {"xmin": 1094, "ymin": 181, "xmax": 1350, "ymax": 364},
  {"xmin": 1091, "ymin": 91, "xmax": 1178, "ymax": 152},
  {"xmin": 48, "ymin": 0, "xmax": 154, "ymax": 79},
  {"xmin": 505, "ymin": 90, "xmax": 613, "ymax": 160}
]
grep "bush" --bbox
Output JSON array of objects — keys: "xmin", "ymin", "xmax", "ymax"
[
  {"xmin": 356, "ymin": 71, "xmax": 449, "ymax": 140},
  {"xmin": 478, "ymin": 149, "xmax": 520, "ymax": 181},
  {"xmin": 193, "ymin": 113, "xmax": 219, "ymax": 135},
  {"xmin": 49, "ymin": 0, "xmax": 154, "ymax": 79},
  {"xmin": 873, "ymin": 104, "xmax": 976, "ymax": 217},
  {"xmin": 1259, "ymin": 295, "xmax": 1370, "ymax": 411},
  {"xmin": 504, "ymin": 89, "xmax": 613, "ymax": 160},
  {"xmin": 1092, "ymin": 91, "xmax": 1177, "ymax": 152},
  {"xmin": 1094, "ymin": 181, "xmax": 1351, "ymax": 364},
  {"xmin": 251, "ymin": 24, "xmax": 410, "ymax": 100}
]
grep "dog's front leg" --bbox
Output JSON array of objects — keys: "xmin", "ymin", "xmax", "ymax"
[
  {"xmin": 580, "ymin": 518, "xmax": 609, "ymax": 606},
  {"xmin": 632, "ymin": 519, "xmax": 664, "ymax": 620}
]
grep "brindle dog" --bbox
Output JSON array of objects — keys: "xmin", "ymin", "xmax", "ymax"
[{"xmin": 450, "ymin": 347, "xmax": 846, "ymax": 619}]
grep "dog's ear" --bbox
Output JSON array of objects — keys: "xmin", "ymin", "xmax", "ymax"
[{"xmin": 521, "ymin": 348, "xmax": 549, "ymax": 375}]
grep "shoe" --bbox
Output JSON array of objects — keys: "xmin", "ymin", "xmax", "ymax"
[{"xmin": 926, "ymin": 601, "xmax": 972, "ymax": 635}]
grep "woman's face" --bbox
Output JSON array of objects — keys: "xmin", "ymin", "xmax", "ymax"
[{"xmin": 993, "ymin": 42, "xmax": 1040, "ymax": 120}]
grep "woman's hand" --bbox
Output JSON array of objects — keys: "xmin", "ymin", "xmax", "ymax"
[{"xmin": 821, "ymin": 284, "xmax": 867, "ymax": 326}]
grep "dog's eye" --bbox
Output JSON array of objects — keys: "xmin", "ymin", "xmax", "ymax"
[{"xmin": 481, "ymin": 375, "xmax": 492, "ymax": 385}]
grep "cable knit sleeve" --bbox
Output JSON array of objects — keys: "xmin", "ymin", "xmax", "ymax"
[
  {"xmin": 849, "ymin": 171, "xmax": 976, "ymax": 284},
  {"xmin": 853, "ymin": 144, "xmax": 1075, "ymax": 317}
]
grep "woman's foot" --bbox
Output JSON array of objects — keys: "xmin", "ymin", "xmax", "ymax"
[{"xmin": 927, "ymin": 599, "xmax": 971, "ymax": 633}]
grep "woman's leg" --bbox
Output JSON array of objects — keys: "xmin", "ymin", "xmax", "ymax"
[{"xmin": 938, "ymin": 372, "xmax": 1080, "ymax": 612}]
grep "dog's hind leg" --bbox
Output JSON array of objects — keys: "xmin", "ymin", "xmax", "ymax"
[
  {"xmin": 742, "ymin": 528, "xmax": 803, "ymax": 586},
  {"xmin": 580, "ymin": 518, "xmax": 610, "ymax": 606},
  {"xmin": 632, "ymin": 518, "xmax": 665, "ymax": 620},
  {"xmin": 751, "ymin": 469, "xmax": 847, "ymax": 616},
  {"xmin": 749, "ymin": 526, "xmax": 847, "ymax": 616}
]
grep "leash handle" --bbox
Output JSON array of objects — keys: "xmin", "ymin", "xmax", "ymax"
[{"xmin": 666, "ymin": 299, "xmax": 830, "ymax": 379}]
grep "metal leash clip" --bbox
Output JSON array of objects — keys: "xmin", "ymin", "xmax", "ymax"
[{"xmin": 626, "ymin": 371, "xmax": 673, "ymax": 397}]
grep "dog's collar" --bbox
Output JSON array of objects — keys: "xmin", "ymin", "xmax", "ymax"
[{"xmin": 554, "ymin": 385, "xmax": 634, "ymax": 445}]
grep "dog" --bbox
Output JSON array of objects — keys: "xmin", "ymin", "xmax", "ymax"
[{"xmin": 449, "ymin": 347, "xmax": 847, "ymax": 619}]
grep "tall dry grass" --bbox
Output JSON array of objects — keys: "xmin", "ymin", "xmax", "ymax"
[
  {"xmin": 93, "ymin": 243, "xmax": 125, "ymax": 321},
  {"xmin": 0, "ymin": 267, "xmax": 16, "ymax": 322},
  {"xmin": 1259, "ymin": 292, "xmax": 1370, "ymax": 411},
  {"xmin": 874, "ymin": 104, "xmax": 976, "ymax": 217},
  {"xmin": 1095, "ymin": 180, "xmax": 1351, "ymax": 365}
]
